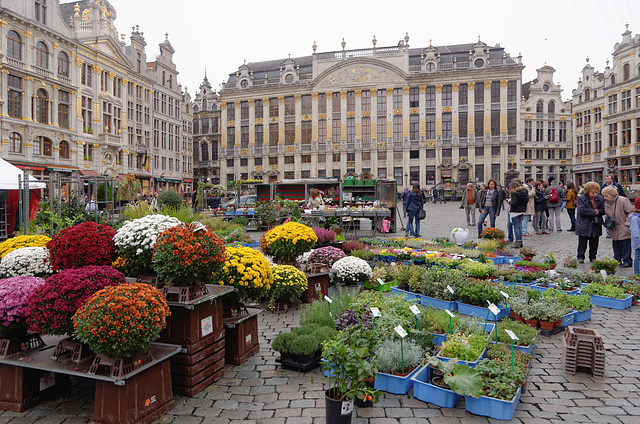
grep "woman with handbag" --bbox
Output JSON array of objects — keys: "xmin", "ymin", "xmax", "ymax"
[
  {"xmin": 602, "ymin": 185, "xmax": 633, "ymax": 267},
  {"xmin": 406, "ymin": 183, "xmax": 427, "ymax": 238},
  {"xmin": 576, "ymin": 181, "xmax": 605, "ymax": 263}
]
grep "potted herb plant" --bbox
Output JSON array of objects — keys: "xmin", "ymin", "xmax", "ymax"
[
  {"xmin": 518, "ymin": 246, "xmax": 537, "ymax": 262},
  {"xmin": 410, "ymin": 267, "xmax": 465, "ymax": 311},
  {"xmin": 457, "ymin": 279, "xmax": 505, "ymax": 319},
  {"xmin": 590, "ymin": 258, "xmax": 619, "ymax": 274},
  {"xmin": 273, "ymin": 324, "xmax": 337, "ymax": 371},
  {"xmin": 582, "ymin": 281, "xmax": 632, "ymax": 309},
  {"xmin": 372, "ymin": 338, "xmax": 424, "ymax": 394},
  {"xmin": 437, "ymin": 332, "xmax": 488, "ymax": 367}
]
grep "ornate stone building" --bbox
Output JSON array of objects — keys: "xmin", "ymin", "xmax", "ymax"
[
  {"xmin": 218, "ymin": 36, "xmax": 524, "ymax": 189},
  {"xmin": 192, "ymin": 74, "xmax": 221, "ymax": 184},
  {"xmin": 0, "ymin": 0, "xmax": 192, "ymax": 194},
  {"xmin": 572, "ymin": 25, "xmax": 640, "ymax": 188},
  {"xmin": 520, "ymin": 65, "xmax": 572, "ymax": 183}
]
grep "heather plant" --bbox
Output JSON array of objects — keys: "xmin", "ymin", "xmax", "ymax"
[{"xmin": 307, "ymin": 246, "xmax": 345, "ymax": 267}]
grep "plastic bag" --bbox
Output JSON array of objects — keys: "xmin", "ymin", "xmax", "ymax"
[{"xmin": 450, "ymin": 228, "xmax": 469, "ymax": 246}]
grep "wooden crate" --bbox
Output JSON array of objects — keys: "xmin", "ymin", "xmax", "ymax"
[
  {"xmin": 303, "ymin": 273, "xmax": 330, "ymax": 303},
  {"xmin": 223, "ymin": 309, "xmax": 260, "ymax": 365},
  {"xmin": 0, "ymin": 364, "xmax": 69, "ymax": 412},
  {"xmin": 170, "ymin": 337, "xmax": 224, "ymax": 366}
]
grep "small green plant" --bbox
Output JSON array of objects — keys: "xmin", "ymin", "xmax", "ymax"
[
  {"xmin": 157, "ymin": 190, "xmax": 183, "ymax": 209},
  {"xmin": 440, "ymin": 332, "xmax": 487, "ymax": 362},
  {"xmin": 582, "ymin": 282, "xmax": 626, "ymax": 299},
  {"xmin": 518, "ymin": 246, "xmax": 537, "ymax": 259},
  {"xmin": 272, "ymin": 324, "xmax": 337, "ymax": 356},
  {"xmin": 350, "ymin": 249, "xmax": 373, "ymax": 260},
  {"xmin": 458, "ymin": 279, "xmax": 503, "ymax": 307},
  {"xmin": 590, "ymin": 258, "xmax": 619, "ymax": 273},
  {"xmin": 160, "ymin": 205, "xmax": 204, "ymax": 223},
  {"xmin": 474, "ymin": 357, "xmax": 527, "ymax": 400},
  {"xmin": 374, "ymin": 338, "xmax": 424, "ymax": 375},
  {"xmin": 563, "ymin": 256, "xmax": 579, "ymax": 269},
  {"xmin": 494, "ymin": 320, "xmax": 538, "ymax": 346},
  {"xmin": 426, "ymin": 357, "xmax": 483, "ymax": 398},
  {"xmin": 567, "ymin": 294, "xmax": 592, "ymax": 312}
]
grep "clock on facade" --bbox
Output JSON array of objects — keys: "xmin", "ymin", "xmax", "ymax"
[
  {"xmin": 240, "ymin": 79, "xmax": 249, "ymax": 88},
  {"xmin": 474, "ymin": 58, "xmax": 485, "ymax": 68}
]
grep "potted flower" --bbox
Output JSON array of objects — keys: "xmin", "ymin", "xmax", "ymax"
[
  {"xmin": 264, "ymin": 222, "xmax": 317, "ymax": 264},
  {"xmin": 152, "ymin": 223, "xmax": 226, "ymax": 286},
  {"xmin": 543, "ymin": 252, "xmax": 557, "ymax": 270},
  {"xmin": 480, "ymin": 227, "xmax": 505, "ymax": 240},
  {"xmin": 518, "ymin": 246, "xmax": 537, "ymax": 262},
  {"xmin": 307, "ymin": 246, "xmax": 345, "ymax": 268},
  {"xmin": 563, "ymin": 256, "xmax": 579, "ymax": 269},
  {"xmin": 0, "ymin": 247, "xmax": 52, "ymax": 279},
  {"xmin": 269, "ymin": 265, "xmax": 308, "ymax": 311},
  {"xmin": 113, "ymin": 214, "xmax": 181, "ymax": 278},
  {"xmin": 322, "ymin": 323, "xmax": 381, "ymax": 422},
  {"xmin": 0, "ymin": 235, "xmax": 51, "ymax": 259},
  {"xmin": 313, "ymin": 227, "xmax": 336, "ymax": 246},
  {"xmin": 72, "ymin": 282, "xmax": 170, "ymax": 359},
  {"xmin": 219, "ymin": 246, "xmax": 273, "ymax": 304},
  {"xmin": 331, "ymin": 256, "xmax": 372, "ymax": 285},
  {"xmin": 0, "ymin": 276, "xmax": 45, "ymax": 339},
  {"xmin": 46, "ymin": 221, "xmax": 117, "ymax": 271},
  {"xmin": 590, "ymin": 258, "xmax": 619, "ymax": 274},
  {"xmin": 255, "ymin": 200, "xmax": 278, "ymax": 229},
  {"xmin": 372, "ymin": 338, "xmax": 424, "ymax": 394}
]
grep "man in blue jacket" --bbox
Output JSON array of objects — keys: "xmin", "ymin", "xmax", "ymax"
[
  {"xmin": 601, "ymin": 173, "xmax": 626, "ymax": 197},
  {"xmin": 400, "ymin": 187, "xmax": 410, "ymax": 217}
]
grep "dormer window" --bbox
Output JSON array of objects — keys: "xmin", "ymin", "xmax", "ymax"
[
  {"xmin": 240, "ymin": 79, "xmax": 249, "ymax": 88},
  {"xmin": 284, "ymin": 73, "xmax": 294, "ymax": 84},
  {"xmin": 35, "ymin": 0, "xmax": 47, "ymax": 25},
  {"xmin": 426, "ymin": 62, "xmax": 436, "ymax": 72}
]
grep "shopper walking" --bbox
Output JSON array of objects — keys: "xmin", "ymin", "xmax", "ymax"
[
  {"xmin": 522, "ymin": 177, "xmax": 535, "ymax": 237},
  {"xmin": 406, "ymin": 183, "xmax": 427, "ymax": 238},
  {"xmin": 460, "ymin": 182, "xmax": 478, "ymax": 226},
  {"xmin": 602, "ymin": 186, "xmax": 633, "ymax": 268},
  {"xmin": 545, "ymin": 176, "xmax": 565, "ymax": 232},
  {"xmin": 564, "ymin": 182, "xmax": 578, "ymax": 231},
  {"xmin": 576, "ymin": 181, "xmax": 605, "ymax": 263}
]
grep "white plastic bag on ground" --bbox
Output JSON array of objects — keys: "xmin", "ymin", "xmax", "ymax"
[{"xmin": 450, "ymin": 228, "xmax": 469, "ymax": 245}]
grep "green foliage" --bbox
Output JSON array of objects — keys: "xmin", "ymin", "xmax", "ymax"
[
  {"xmin": 201, "ymin": 217, "xmax": 251, "ymax": 243},
  {"xmin": 458, "ymin": 279, "xmax": 503, "ymax": 307},
  {"xmin": 123, "ymin": 201, "xmax": 157, "ymax": 220},
  {"xmin": 32, "ymin": 200, "xmax": 85, "ymax": 234},
  {"xmin": 582, "ymin": 282, "xmax": 626, "ymax": 299},
  {"xmin": 440, "ymin": 332, "xmax": 487, "ymax": 362},
  {"xmin": 567, "ymin": 293, "xmax": 593, "ymax": 312},
  {"xmin": 475, "ymin": 357, "xmax": 527, "ymax": 400},
  {"xmin": 272, "ymin": 324, "xmax": 337, "ymax": 356},
  {"xmin": 300, "ymin": 287, "xmax": 358, "ymax": 328},
  {"xmin": 416, "ymin": 308, "xmax": 460, "ymax": 335},
  {"xmin": 160, "ymin": 205, "xmax": 203, "ymax": 223},
  {"xmin": 460, "ymin": 261, "xmax": 497, "ymax": 278},
  {"xmin": 494, "ymin": 320, "xmax": 538, "ymax": 346},
  {"xmin": 232, "ymin": 216, "xmax": 249, "ymax": 226},
  {"xmin": 411, "ymin": 267, "xmax": 466, "ymax": 300},
  {"xmin": 374, "ymin": 338, "xmax": 424, "ymax": 374},
  {"xmin": 427, "ymin": 357, "xmax": 483, "ymax": 398},
  {"xmin": 350, "ymin": 249, "xmax": 373, "ymax": 260},
  {"xmin": 350, "ymin": 290, "xmax": 415, "ymax": 339},
  {"xmin": 590, "ymin": 258, "xmax": 620, "ymax": 273},
  {"xmin": 157, "ymin": 190, "xmax": 183, "ymax": 209},
  {"xmin": 255, "ymin": 201, "xmax": 278, "ymax": 224},
  {"xmin": 96, "ymin": 184, "xmax": 119, "ymax": 202}
]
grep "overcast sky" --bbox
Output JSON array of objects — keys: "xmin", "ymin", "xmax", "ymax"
[{"xmin": 106, "ymin": 0, "xmax": 638, "ymax": 101}]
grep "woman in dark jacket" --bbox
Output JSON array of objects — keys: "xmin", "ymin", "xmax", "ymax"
[
  {"xmin": 533, "ymin": 181, "xmax": 547, "ymax": 234},
  {"xmin": 476, "ymin": 179, "xmax": 504, "ymax": 237},
  {"xmin": 576, "ymin": 181, "xmax": 606, "ymax": 263},
  {"xmin": 406, "ymin": 183, "xmax": 427, "ymax": 238},
  {"xmin": 508, "ymin": 180, "xmax": 529, "ymax": 248}
]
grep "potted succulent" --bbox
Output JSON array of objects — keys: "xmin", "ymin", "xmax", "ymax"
[
  {"xmin": 0, "ymin": 235, "xmax": 51, "ymax": 259},
  {"xmin": 0, "ymin": 246, "xmax": 52, "ymax": 279},
  {"xmin": 372, "ymin": 338, "xmax": 424, "ymax": 394},
  {"xmin": 219, "ymin": 246, "xmax": 273, "ymax": 304},
  {"xmin": 152, "ymin": 223, "xmax": 226, "ymax": 287},
  {"xmin": 72, "ymin": 282, "xmax": 170, "ymax": 359},
  {"xmin": 264, "ymin": 222, "xmax": 318, "ymax": 264},
  {"xmin": 113, "ymin": 214, "xmax": 181, "ymax": 278},
  {"xmin": 322, "ymin": 323, "xmax": 381, "ymax": 423},
  {"xmin": 268, "ymin": 265, "xmax": 308, "ymax": 311},
  {"xmin": 46, "ymin": 221, "xmax": 117, "ymax": 271},
  {"xmin": 518, "ymin": 246, "xmax": 537, "ymax": 261},
  {"xmin": 0, "ymin": 276, "xmax": 45, "ymax": 339}
]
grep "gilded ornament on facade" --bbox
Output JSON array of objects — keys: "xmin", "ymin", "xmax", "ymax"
[
  {"xmin": 442, "ymin": 107, "xmax": 451, "ymax": 113},
  {"xmin": 500, "ymin": 80, "xmax": 508, "ymax": 87},
  {"xmin": 402, "ymin": 86, "xmax": 410, "ymax": 94},
  {"xmin": 484, "ymin": 81, "xmax": 492, "ymax": 88},
  {"xmin": 302, "ymin": 114, "xmax": 311, "ymax": 121},
  {"xmin": 255, "ymin": 118, "xmax": 263, "ymax": 125},
  {"xmin": 241, "ymin": 149, "xmax": 248, "ymax": 155},
  {"xmin": 362, "ymin": 111, "xmax": 370, "ymax": 117},
  {"xmin": 311, "ymin": 93, "xmax": 318, "ymax": 99},
  {"xmin": 410, "ymin": 108, "xmax": 419, "ymax": 115},
  {"xmin": 24, "ymin": 30, "xmax": 33, "ymax": 38},
  {"xmin": 318, "ymin": 113, "xmax": 326, "ymax": 120},
  {"xmin": 227, "ymin": 121, "xmax": 235, "ymax": 127},
  {"xmin": 419, "ymin": 85, "xmax": 426, "ymax": 93},
  {"xmin": 269, "ymin": 117, "xmax": 278, "ymax": 124},
  {"xmin": 452, "ymin": 83, "xmax": 459, "ymax": 91},
  {"xmin": 355, "ymin": 90, "xmax": 361, "ymax": 97},
  {"xmin": 346, "ymin": 112, "xmax": 355, "ymax": 118},
  {"xmin": 393, "ymin": 109, "xmax": 402, "ymax": 115},
  {"xmin": 386, "ymin": 88, "xmax": 393, "ymax": 95},
  {"xmin": 285, "ymin": 146, "xmax": 294, "ymax": 152},
  {"xmin": 468, "ymin": 82, "xmax": 475, "ymax": 89},
  {"xmin": 435, "ymin": 85, "xmax": 443, "ymax": 92}
]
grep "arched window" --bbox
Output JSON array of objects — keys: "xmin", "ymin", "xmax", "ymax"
[
  {"xmin": 536, "ymin": 100, "xmax": 543, "ymax": 113},
  {"xmin": 548, "ymin": 101, "xmax": 555, "ymax": 114},
  {"xmin": 610, "ymin": 74, "xmax": 616, "ymax": 85},
  {"xmin": 59, "ymin": 140, "xmax": 69, "ymax": 159},
  {"xmin": 9, "ymin": 132, "xmax": 22, "ymax": 153},
  {"xmin": 168, "ymin": 74, "xmax": 172, "ymax": 88},
  {"xmin": 7, "ymin": 31, "xmax": 22, "ymax": 61},
  {"xmin": 623, "ymin": 63, "xmax": 630, "ymax": 81},
  {"xmin": 57, "ymin": 51, "xmax": 69, "ymax": 77},
  {"xmin": 584, "ymin": 88, "xmax": 590, "ymax": 101},
  {"xmin": 36, "ymin": 41, "xmax": 48, "ymax": 69},
  {"xmin": 42, "ymin": 137, "xmax": 52, "ymax": 156},
  {"xmin": 35, "ymin": 89, "xmax": 48, "ymax": 123}
]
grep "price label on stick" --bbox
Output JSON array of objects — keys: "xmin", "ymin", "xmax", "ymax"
[
  {"xmin": 600, "ymin": 270, "xmax": 607, "ymax": 280},
  {"xmin": 409, "ymin": 304, "xmax": 421, "ymax": 315},
  {"xmin": 376, "ymin": 278, "xmax": 384, "ymax": 286},
  {"xmin": 446, "ymin": 285, "xmax": 454, "ymax": 294},
  {"xmin": 324, "ymin": 295, "xmax": 333, "ymax": 303},
  {"xmin": 394, "ymin": 325, "xmax": 408, "ymax": 338},
  {"xmin": 504, "ymin": 329, "xmax": 519, "ymax": 341},
  {"xmin": 371, "ymin": 307, "xmax": 382, "ymax": 317},
  {"xmin": 445, "ymin": 309, "xmax": 455, "ymax": 318},
  {"xmin": 488, "ymin": 303, "xmax": 501, "ymax": 316},
  {"xmin": 500, "ymin": 291, "xmax": 509, "ymax": 299}
]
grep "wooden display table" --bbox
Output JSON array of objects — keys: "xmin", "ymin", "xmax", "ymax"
[{"xmin": 0, "ymin": 335, "xmax": 181, "ymax": 424}]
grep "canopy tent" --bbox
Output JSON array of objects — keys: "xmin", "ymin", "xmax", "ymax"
[{"xmin": 0, "ymin": 158, "xmax": 46, "ymax": 190}]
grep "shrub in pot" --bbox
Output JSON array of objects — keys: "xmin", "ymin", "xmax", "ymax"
[
  {"xmin": 273, "ymin": 324, "xmax": 337, "ymax": 359},
  {"xmin": 458, "ymin": 279, "xmax": 503, "ymax": 307},
  {"xmin": 374, "ymin": 338, "xmax": 424, "ymax": 375},
  {"xmin": 157, "ymin": 190, "xmax": 183, "ymax": 209},
  {"xmin": 46, "ymin": 222, "xmax": 116, "ymax": 271}
]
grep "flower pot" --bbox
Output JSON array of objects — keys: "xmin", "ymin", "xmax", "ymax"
[
  {"xmin": 325, "ymin": 388, "xmax": 353, "ymax": 424},
  {"xmin": 553, "ymin": 318, "xmax": 562, "ymax": 328},
  {"xmin": 540, "ymin": 321, "xmax": 555, "ymax": 330},
  {"xmin": 0, "ymin": 325, "xmax": 27, "ymax": 340},
  {"xmin": 588, "ymin": 294, "xmax": 632, "ymax": 310},
  {"xmin": 525, "ymin": 319, "xmax": 539, "ymax": 328},
  {"xmin": 515, "ymin": 314, "xmax": 525, "ymax": 323},
  {"xmin": 523, "ymin": 255, "xmax": 533, "ymax": 262}
]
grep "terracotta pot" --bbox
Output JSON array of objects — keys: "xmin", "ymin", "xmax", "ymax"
[
  {"xmin": 523, "ymin": 256, "xmax": 533, "ymax": 261},
  {"xmin": 514, "ymin": 314, "xmax": 525, "ymax": 324},
  {"xmin": 525, "ymin": 319, "xmax": 539, "ymax": 328},
  {"xmin": 553, "ymin": 318, "xmax": 562, "ymax": 328},
  {"xmin": 539, "ymin": 321, "xmax": 555, "ymax": 330}
]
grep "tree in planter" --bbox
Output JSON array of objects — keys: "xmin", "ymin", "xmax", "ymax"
[
  {"xmin": 157, "ymin": 190, "xmax": 183, "ymax": 209},
  {"xmin": 374, "ymin": 338, "xmax": 424, "ymax": 375}
]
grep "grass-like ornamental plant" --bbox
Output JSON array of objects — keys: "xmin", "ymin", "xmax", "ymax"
[
  {"xmin": 46, "ymin": 221, "xmax": 116, "ymax": 271},
  {"xmin": 0, "ymin": 235, "xmax": 51, "ymax": 259},
  {"xmin": 264, "ymin": 222, "xmax": 318, "ymax": 262},
  {"xmin": 24, "ymin": 266, "xmax": 124, "ymax": 336},
  {"xmin": 374, "ymin": 338, "xmax": 424, "ymax": 375},
  {"xmin": 152, "ymin": 223, "xmax": 226, "ymax": 285},
  {"xmin": 219, "ymin": 246, "xmax": 273, "ymax": 302},
  {"xmin": 72, "ymin": 282, "xmax": 170, "ymax": 358}
]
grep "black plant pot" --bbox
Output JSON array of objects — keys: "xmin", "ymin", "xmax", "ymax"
[{"xmin": 325, "ymin": 388, "xmax": 353, "ymax": 424}]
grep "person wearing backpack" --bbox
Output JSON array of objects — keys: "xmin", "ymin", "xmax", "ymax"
[{"xmin": 544, "ymin": 176, "xmax": 565, "ymax": 232}]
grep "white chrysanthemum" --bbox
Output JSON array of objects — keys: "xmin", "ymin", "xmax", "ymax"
[
  {"xmin": 296, "ymin": 249, "xmax": 315, "ymax": 264},
  {"xmin": 114, "ymin": 214, "xmax": 181, "ymax": 251},
  {"xmin": 0, "ymin": 246, "xmax": 52, "ymax": 278},
  {"xmin": 331, "ymin": 256, "xmax": 372, "ymax": 283}
]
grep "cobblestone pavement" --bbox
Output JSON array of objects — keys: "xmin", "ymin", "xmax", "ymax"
[{"xmin": 0, "ymin": 203, "xmax": 638, "ymax": 424}]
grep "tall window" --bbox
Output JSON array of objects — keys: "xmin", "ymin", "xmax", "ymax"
[
  {"xmin": 442, "ymin": 85, "xmax": 452, "ymax": 106},
  {"xmin": 332, "ymin": 118, "xmax": 340, "ymax": 141},
  {"xmin": 317, "ymin": 93, "xmax": 326, "ymax": 114},
  {"xmin": 35, "ymin": 89, "xmax": 48, "ymax": 124},
  {"xmin": 59, "ymin": 140, "xmax": 69, "ymax": 159},
  {"xmin": 7, "ymin": 31, "xmax": 22, "ymax": 61},
  {"xmin": 240, "ymin": 126, "xmax": 249, "ymax": 148},
  {"xmin": 58, "ymin": 90, "xmax": 70, "ymax": 128},
  {"xmin": 269, "ymin": 98, "xmax": 278, "ymax": 118},
  {"xmin": 491, "ymin": 110, "xmax": 500, "ymax": 136},
  {"xmin": 377, "ymin": 89, "xmax": 387, "ymax": 114},
  {"xmin": 35, "ymin": 0, "xmax": 47, "ymax": 24},
  {"xmin": 393, "ymin": 88, "xmax": 402, "ymax": 109},
  {"xmin": 301, "ymin": 121, "xmax": 311, "ymax": 144},
  {"xmin": 559, "ymin": 121, "xmax": 567, "ymax": 142},
  {"xmin": 7, "ymin": 75, "xmax": 22, "ymax": 118},
  {"xmin": 40, "ymin": 136, "xmax": 52, "ymax": 156},
  {"xmin": 507, "ymin": 110, "xmax": 516, "ymax": 135},
  {"xmin": 474, "ymin": 111, "xmax": 483, "ymax": 136},
  {"xmin": 36, "ymin": 41, "xmax": 48, "ymax": 69},
  {"xmin": 362, "ymin": 117, "xmax": 371, "ymax": 143},
  {"xmin": 608, "ymin": 122, "xmax": 618, "ymax": 147},
  {"xmin": 425, "ymin": 86, "xmax": 436, "ymax": 108},
  {"xmin": 622, "ymin": 90, "xmax": 631, "ymax": 112},
  {"xmin": 285, "ymin": 122, "xmax": 295, "ymax": 145},
  {"xmin": 459, "ymin": 84, "xmax": 468, "ymax": 105},
  {"xmin": 226, "ymin": 102, "xmax": 235, "ymax": 120},
  {"xmin": 301, "ymin": 95, "xmax": 312, "ymax": 115},
  {"xmin": 474, "ymin": 83, "xmax": 484, "ymax": 104},
  {"xmin": 623, "ymin": 63, "xmax": 630, "ymax": 81},
  {"xmin": 536, "ymin": 100, "xmax": 543, "ymax": 113},
  {"xmin": 361, "ymin": 90, "xmax": 371, "ymax": 111},
  {"xmin": 621, "ymin": 120, "xmax": 632, "ymax": 145},
  {"xmin": 426, "ymin": 114, "xmax": 435, "ymax": 139},
  {"xmin": 9, "ymin": 132, "xmax": 21, "ymax": 153},
  {"xmin": 227, "ymin": 127, "xmax": 235, "ymax": 148},
  {"xmin": 347, "ymin": 91, "xmax": 355, "ymax": 112},
  {"xmin": 269, "ymin": 123, "xmax": 278, "ymax": 145},
  {"xmin": 548, "ymin": 101, "xmax": 555, "ymax": 114},
  {"xmin": 253, "ymin": 99, "xmax": 264, "ymax": 118},
  {"xmin": 608, "ymin": 94, "xmax": 617, "ymax": 114},
  {"xmin": 442, "ymin": 113, "xmax": 452, "ymax": 139},
  {"xmin": 410, "ymin": 115, "xmax": 419, "ymax": 140},
  {"xmin": 284, "ymin": 96, "xmax": 295, "ymax": 117},
  {"xmin": 393, "ymin": 115, "xmax": 402, "ymax": 141},
  {"xmin": 536, "ymin": 121, "xmax": 544, "ymax": 141},
  {"xmin": 347, "ymin": 118, "xmax": 355, "ymax": 143},
  {"xmin": 548, "ymin": 121, "xmax": 556, "ymax": 142},
  {"xmin": 459, "ymin": 112, "xmax": 468, "ymax": 138},
  {"xmin": 491, "ymin": 81, "xmax": 500, "ymax": 104},
  {"xmin": 524, "ymin": 120, "xmax": 532, "ymax": 142},
  {"xmin": 255, "ymin": 124, "xmax": 263, "ymax": 145},
  {"xmin": 507, "ymin": 81, "xmax": 517, "ymax": 102},
  {"xmin": 240, "ymin": 101, "xmax": 249, "ymax": 120}
]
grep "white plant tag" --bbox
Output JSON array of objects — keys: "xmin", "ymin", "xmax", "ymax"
[
  {"xmin": 446, "ymin": 285, "xmax": 454, "ymax": 294},
  {"xmin": 376, "ymin": 278, "xmax": 384, "ymax": 286},
  {"xmin": 500, "ymin": 291, "xmax": 509, "ymax": 299},
  {"xmin": 488, "ymin": 303, "xmax": 501, "ymax": 316},
  {"xmin": 341, "ymin": 400, "xmax": 353, "ymax": 415},
  {"xmin": 371, "ymin": 307, "xmax": 381, "ymax": 317},
  {"xmin": 445, "ymin": 309, "xmax": 455, "ymax": 318},
  {"xmin": 509, "ymin": 259, "xmax": 514, "ymax": 264},
  {"xmin": 409, "ymin": 304, "xmax": 421, "ymax": 315},
  {"xmin": 504, "ymin": 329, "xmax": 519, "ymax": 341},
  {"xmin": 394, "ymin": 325, "xmax": 408, "ymax": 338},
  {"xmin": 600, "ymin": 270, "xmax": 607, "ymax": 280},
  {"xmin": 324, "ymin": 295, "xmax": 333, "ymax": 303}
]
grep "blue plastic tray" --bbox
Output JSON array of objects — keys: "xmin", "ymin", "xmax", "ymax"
[
  {"xmin": 458, "ymin": 302, "xmax": 505, "ymax": 320},
  {"xmin": 391, "ymin": 286, "xmax": 420, "ymax": 302},
  {"xmin": 417, "ymin": 294, "xmax": 458, "ymax": 311},
  {"xmin": 374, "ymin": 365, "xmax": 421, "ymax": 394},
  {"xmin": 574, "ymin": 308, "xmax": 592, "ymax": 322},
  {"xmin": 589, "ymin": 294, "xmax": 632, "ymax": 310},
  {"xmin": 465, "ymin": 386, "xmax": 522, "ymax": 420},
  {"xmin": 411, "ymin": 365, "xmax": 461, "ymax": 408}
]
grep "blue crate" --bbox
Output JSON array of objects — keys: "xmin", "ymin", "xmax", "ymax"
[
  {"xmin": 573, "ymin": 308, "xmax": 592, "ymax": 322},
  {"xmin": 465, "ymin": 386, "xmax": 522, "ymax": 420},
  {"xmin": 457, "ymin": 302, "xmax": 505, "ymax": 320},
  {"xmin": 589, "ymin": 294, "xmax": 633, "ymax": 310},
  {"xmin": 416, "ymin": 294, "xmax": 458, "ymax": 311},
  {"xmin": 411, "ymin": 365, "xmax": 461, "ymax": 408},
  {"xmin": 561, "ymin": 311, "xmax": 575, "ymax": 327},
  {"xmin": 391, "ymin": 286, "xmax": 420, "ymax": 302},
  {"xmin": 374, "ymin": 365, "xmax": 421, "ymax": 395},
  {"xmin": 436, "ymin": 347, "xmax": 486, "ymax": 368}
]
